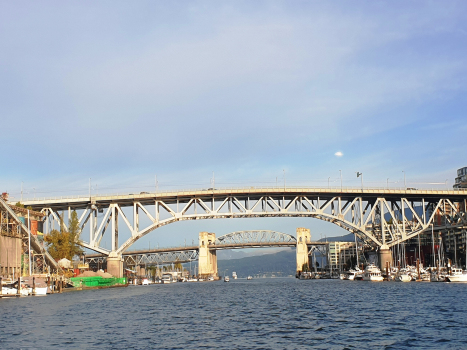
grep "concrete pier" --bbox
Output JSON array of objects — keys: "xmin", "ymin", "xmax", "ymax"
[
  {"xmin": 378, "ymin": 245, "xmax": 393, "ymax": 271},
  {"xmin": 296, "ymin": 227, "xmax": 311, "ymax": 273},
  {"xmin": 107, "ymin": 252, "xmax": 124, "ymax": 278},
  {"xmin": 198, "ymin": 232, "xmax": 217, "ymax": 277}
]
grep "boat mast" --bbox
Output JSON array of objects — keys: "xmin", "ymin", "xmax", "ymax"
[{"xmin": 432, "ymin": 225, "xmax": 435, "ymax": 268}]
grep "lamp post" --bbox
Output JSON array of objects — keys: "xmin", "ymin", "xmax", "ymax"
[
  {"xmin": 328, "ymin": 177, "xmax": 331, "ymax": 188},
  {"xmin": 356, "ymin": 172, "xmax": 363, "ymax": 190},
  {"xmin": 402, "ymin": 171, "xmax": 406, "ymax": 189},
  {"xmin": 387, "ymin": 178, "xmax": 389, "ymax": 190},
  {"xmin": 283, "ymin": 169, "xmax": 286, "ymax": 190},
  {"xmin": 339, "ymin": 170, "xmax": 342, "ymax": 191}
]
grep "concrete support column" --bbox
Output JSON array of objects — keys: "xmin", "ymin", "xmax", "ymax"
[
  {"xmin": 379, "ymin": 244, "xmax": 392, "ymax": 271},
  {"xmin": 136, "ymin": 265, "xmax": 146, "ymax": 276},
  {"xmin": 107, "ymin": 252, "xmax": 123, "ymax": 278},
  {"xmin": 296, "ymin": 227, "xmax": 311, "ymax": 273},
  {"xmin": 198, "ymin": 232, "xmax": 217, "ymax": 277}
]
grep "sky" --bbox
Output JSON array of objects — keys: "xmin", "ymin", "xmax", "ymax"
[{"xmin": 1, "ymin": 1, "xmax": 467, "ymax": 249}]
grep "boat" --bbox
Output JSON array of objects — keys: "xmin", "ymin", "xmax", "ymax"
[
  {"xmin": 142, "ymin": 278, "xmax": 149, "ymax": 285},
  {"xmin": 445, "ymin": 267, "xmax": 467, "ymax": 282},
  {"xmin": 362, "ymin": 264, "xmax": 384, "ymax": 281},
  {"xmin": 232, "ymin": 272, "xmax": 237, "ymax": 280},
  {"xmin": 208, "ymin": 276, "xmax": 214, "ymax": 281},
  {"xmin": 161, "ymin": 274, "xmax": 174, "ymax": 284},
  {"xmin": 247, "ymin": 276, "xmax": 252, "ymax": 280},
  {"xmin": 224, "ymin": 276, "xmax": 230, "ymax": 282},
  {"xmin": 394, "ymin": 272, "xmax": 412, "ymax": 282}
]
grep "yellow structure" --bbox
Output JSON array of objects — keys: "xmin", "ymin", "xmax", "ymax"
[
  {"xmin": 198, "ymin": 232, "xmax": 217, "ymax": 277},
  {"xmin": 296, "ymin": 227, "xmax": 310, "ymax": 272}
]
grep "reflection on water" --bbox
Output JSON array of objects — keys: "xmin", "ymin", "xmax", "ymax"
[{"xmin": 1, "ymin": 278, "xmax": 466, "ymax": 349}]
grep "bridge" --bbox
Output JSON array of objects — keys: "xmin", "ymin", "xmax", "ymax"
[
  {"xmin": 84, "ymin": 229, "xmax": 326, "ymax": 277},
  {"xmin": 22, "ymin": 186, "xmax": 467, "ymax": 277}
]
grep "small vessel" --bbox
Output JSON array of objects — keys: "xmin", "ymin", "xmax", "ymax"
[
  {"xmin": 208, "ymin": 276, "xmax": 214, "ymax": 281},
  {"xmin": 362, "ymin": 264, "xmax": 384, "ymax": 282},
  {"xmin": 445, "ymin": 267, "xmax": 467, "ymax": 282},
  {"xmin": 161, "ymin": 274, "xmax": 174, "ymax": 284},
  {"xmin": 347, "ymin": 267, "xmax": 363, "ymax": 281},
  {"xmin": 247, "ymin": 276, "xmax": 253, "ymax": 280},
  {"xmin": 224, "ymin": 276, "xmax": 230, "ymax": 282},
  {"xmin": 232, "ymin": 272, "xmax": 238, "ymax": 280}
]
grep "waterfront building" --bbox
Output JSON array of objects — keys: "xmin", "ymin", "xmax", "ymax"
[
  {"xmin": 328, "ymin": 241, "xmax": 357, "ymax": 271},
  {"xmin": 454, "ymin": 166, "xmax": 467, "ymax": 189}
]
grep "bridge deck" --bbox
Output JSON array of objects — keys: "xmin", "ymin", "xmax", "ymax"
[
  {"xmin": 85, "ymin": 241, "xmax": 326, "ymax": 258},
  {"xmin": 22, "ymin": 186, "xmax": 467, "ymax": 210}
]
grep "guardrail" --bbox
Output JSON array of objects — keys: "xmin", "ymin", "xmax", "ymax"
[{"xmin": 19, "ymin": 185, "xmax": 467, "ymax": 203}]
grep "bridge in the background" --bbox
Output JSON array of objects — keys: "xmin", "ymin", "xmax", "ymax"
[
  {"xmin": 85, "ymin": 229, "xmax": 326, "ymax": 277},
  {"xmin": 22, "ymin": 186, "xmax": 467, "ymax": 277}
]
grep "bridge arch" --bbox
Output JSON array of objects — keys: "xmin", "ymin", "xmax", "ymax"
[
  {"xmin": 30, "ymin": 188, "xmax": 465, "ymax": 255},
  {"xmin": 213, "ymin": 230, "xmax": 297, "ymax": 249}
]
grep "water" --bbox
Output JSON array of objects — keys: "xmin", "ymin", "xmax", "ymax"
[{"xmin": 1, "ymin": 279, "xmax": 467, "ymax": 349}]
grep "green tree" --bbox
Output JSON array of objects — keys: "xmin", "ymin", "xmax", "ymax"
[
  {"xmin": 45, "ymin": 211, "xmax": 83, "ymax": 261},
  {"xmin": 15, "ymin": 202, "xmax": 25, "ymax": 208}
]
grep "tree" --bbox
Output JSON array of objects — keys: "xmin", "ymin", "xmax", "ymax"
[{"xmin": 44, "ymin": 211, "xmax": 83, "ymax": 261}]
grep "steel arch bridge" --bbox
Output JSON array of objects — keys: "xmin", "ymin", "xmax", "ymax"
[
  {"xmin": 86, "ymin": 230, "xmax": 298, "ymax": 267},
  {"xmin": 214, "ymin": 230, "xmax": 296, "ymax": 249},
  {"xmin": 23, "ymin": 187, "xmax": 467, "ymax": 256}
]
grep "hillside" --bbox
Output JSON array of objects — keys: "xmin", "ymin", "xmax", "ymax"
[{"xmin": 217, "ymin": 249, "xmax": 296, "ymax": 278}]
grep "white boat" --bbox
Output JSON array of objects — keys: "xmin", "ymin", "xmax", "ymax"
[
  {"xmin": 395, "ymin": 273, "xmax": 412, "ymax": 282},
  {"xmin": 161, "ymin": 274, "xmax": 174, "ymax": 284},
  {"xmin": 347, "ymin": 268, "xmax": 362, "ymax": 281},
  {"xmin": 247, "ymin": 276, "xmax": 252, "ymax": 280},
  {"xmin": 362, "ymin": 264, "xmax": 384, "ymax": 281},
  {"xmin": 445, "ymin": 268, "xmax": 467, "ymax": 282},
  {"xmin": 224, "ymin": 276, "xmax": 230, "ymax": 282},
  {"xmin": 142, "ymin": 278, "xmax": 149, "ymax": 285},
  {"xmin": 208, "ymin": 276, "xmax": 214, "ymax": 281}
]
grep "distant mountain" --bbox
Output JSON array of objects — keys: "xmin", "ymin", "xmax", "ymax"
[{"xmin": 217, "ymin": 249, "xmax": 296, "ymax": 278}]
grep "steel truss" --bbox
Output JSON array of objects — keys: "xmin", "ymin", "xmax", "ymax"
[
  {"xmin": 27, "ymin": 189, "xmax": 467, "ymax": 256},
  {"xmin": 87, "ymin": 249, "xmax": 199, "ymax": 268},
  {"xmin": 214, "ymin": 230, "xmax": 296, "ymax": 249},
  {"xmin": 0, "ymin": 197, "xmax": 60, "ymax": 274}
]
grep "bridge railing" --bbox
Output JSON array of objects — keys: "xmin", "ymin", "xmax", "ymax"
[{"xmin": 20, "ymin": 185, "xmax": 466, "ymax": 203}]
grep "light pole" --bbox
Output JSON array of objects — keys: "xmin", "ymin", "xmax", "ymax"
[
  {"xmin": 402, "ymin": 171, "xmax": 406, "ymax": 189},
  {"xmin": 328, "ymin": 177, "xmax": 331, "ymax": 188},
  {"xmin": 387, "ymin": 178, "xmax": 389, "ymax": 189},
  {"xmin": 339, "ymin": 170, "xmax": 342, "ymax": 191},
  {"xmin": 283, "ymin": 169, "xmax": 286, "ymax": 189},
  {"xmin": 356, "ymin": 172, "xmax": 363, "ymax": 190}
]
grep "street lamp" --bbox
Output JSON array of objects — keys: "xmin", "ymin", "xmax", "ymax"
[
  {"xmin": 328, "ymin": 177, "xmax": 331, "ymax": 188},
  {"xmin": 402, "ymin": 171, "xmax": 406, "ymax": 189},
  {"xmin": 339, "ymin": 170, "xmax": 342, "ymax": 191},
  {"xmin": 387, "ymin": 178, "xmax": 389, "ymax": 190},
  {"xmin": 356, "ymin": 172, "xmax": 363, "ymax": 190}
]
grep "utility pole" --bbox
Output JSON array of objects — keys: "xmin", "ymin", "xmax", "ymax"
[
  {"xmin": 339, "ymin": 170, "xmax": 342, "ymax": 191},
  {"xmin": 283, "ymin": 169, "xmax": 286, "ymax": 190}
]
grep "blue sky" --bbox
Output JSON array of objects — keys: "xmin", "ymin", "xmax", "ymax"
[{"xmin": 1, "ymin": 1, "xmax": 467, "ymax": 248}]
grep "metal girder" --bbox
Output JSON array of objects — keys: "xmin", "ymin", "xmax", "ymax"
[
  {"xmin": 213, "ymin": 230, "xmax": 296, "ymax": 249},
  {"xmin": 0, "ymin": 197, "xmax": 61, "ymax": 274},
  {"xmin": 86, "ymin": 250, "xmax": 199, "ymax": 267},
  {"xmin": 28, "ymin": 188, "xmax": 467, "ymax": 255}
]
